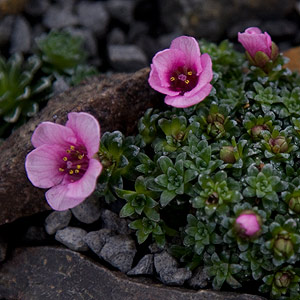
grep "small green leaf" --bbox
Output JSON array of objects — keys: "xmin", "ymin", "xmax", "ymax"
[
  {"xmin": 119, "ymin": 203, "xmax": 135, "ymax": 218},
  {"xmin": 160, "ymin": 190, "xmax": 176, "ymax": 207}
]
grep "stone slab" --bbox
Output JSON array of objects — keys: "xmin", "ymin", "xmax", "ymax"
[{"xmin": 0, "ymin": 246, "xmax": 267, "ymax": 300}]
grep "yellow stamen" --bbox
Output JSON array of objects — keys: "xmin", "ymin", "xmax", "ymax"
[
  {"xmin": 70, "ymin": 145, "xmax": 75, "ymax": 150},
  {"xmin": 63, "ymin": 157, "xmax": 68, "ymax": 161},
  {"xmin": 75, "ymin": 169, "xmax": 79, "ymax": 174},
  {"xmin": 187, "ymin": 71, "xmax": 192, "ymax": 75},
  {"xmin": 185, "ymin": 80, "xmax": 190, "ymax": 84},
  {"xmin": 69, "ymin": 170, "xmax": 74, "ymax": 175},
  {"xmin": 77, "ymin": 165, "xmax": 81, "ymax": 169},
  {"xmin": 78, "ymin": 154, "xmax": 84, "ymax": 160},
  {"xmin": 170, "ymin": 76, "xmax": 175, "ymax": 82},
  {"xmin": 59, "ymin": 168, "xmax": 64, "ymax": 172},
  {"xmin": 66, "ymin": 150, "xmax": 71, "ymax": 154}
]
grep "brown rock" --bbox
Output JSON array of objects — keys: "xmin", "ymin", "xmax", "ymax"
[
  {"xmin": 0, "ymin": 68, "xmax": 163, "ymax": 225},
  {"xmin": 284, "ymin": 47, "xmax": 300, "ymax": 73},
  {"xmin": 0, "ymin": 0, "xmax": 29, "ymax": 15},
  {"xmin": 0, "ymin": 246, "xmax": 267, "ymax": 300}
]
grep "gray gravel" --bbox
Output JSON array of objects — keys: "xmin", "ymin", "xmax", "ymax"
[
  {"xmin": 187, "ymin": 266, "xmax": 210, "ymax": 289},
  {"xmin": 71, "ymin": 194, "xmax": 101, "ymax": 224},
  {"xmin": 101, "ymin": 209, "xmax": 131, "ymax": 235},
  {"xmin": 55, "ymin": 227, "xmax": 88, "ymax": 251},
  {"xmin": 10, "ymin": 16, "xmax": 31, "ymax": 54},
  {"xmin": 154, "ymin": 251, "xmax": 192, "ymax": 286},
  {"xmin": 43, "ymin": 6, "xmax": 78, "ymax": 29},
  {"xmin": 127, "ymin": 254, "xmax": 154, "ymax": 276},
  {"xmin": 45, "ymin": 210, "xmax": 72, "ymax": 235},
  {"xmin": 100, "ymin": 235, "xmax": 137, "ymax": 272},
  {"xmin": 83, "ymin": 229, "xmax": 114, "ymax": 256},
  {"xmin": 77, "ymin": 1, "xmax": 109, "ymax": 37},
  {"xmin": 108, "ymin": 44, "xmax": 148, "ymax": 72}
]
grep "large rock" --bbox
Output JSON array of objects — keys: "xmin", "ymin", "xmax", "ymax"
[
  {"xmin": 0, "ymin": 246, "xmax": 267, "ymax": 300},
  {"xmin": 0, "ymin": 68, "xmax": 163, "ymax": 225}
]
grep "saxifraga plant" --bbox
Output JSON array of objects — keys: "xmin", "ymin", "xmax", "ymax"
[{"xmin": 96, "ymin": 31, "xmax": 300, "ymax": 299}]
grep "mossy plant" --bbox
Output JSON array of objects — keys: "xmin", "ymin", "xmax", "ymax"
[{"xmin": 97, "ymin": 35, "xmax": 300, "ymax": 299}]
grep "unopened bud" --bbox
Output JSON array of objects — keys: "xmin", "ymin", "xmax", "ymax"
[
  {"xmin": 251, "ymin": 124, "xmax": 268, "ymax": 139},
  {"xmin": 234, "ymin": 210, "xmax": 261, "ymax": 239},
  {"xmin": 220, "ymin": 146, "xmax": 236, "ymax": 164},
  {"xmin": 289, "ymin": 196, "xmax": 300, "ymax": 214},
  {"xmin": 274, "ymin": 234, "xmax": 294, "ymax": 257},
  {"xmin": 269, "ymin": 136, "xmax": 288, "ymax": 153},
  {"xmin": 207, "ymin": 113, "xmax": 225, "ymax": 125},
  {"xmin": 275, "ymin": 271, "xmax": 292, "ymax": 288}
]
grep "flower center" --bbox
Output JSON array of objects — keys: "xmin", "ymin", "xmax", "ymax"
[
  {"xmin": 58, "ymin": 145, "xmax": 89, "ymax": 182},
  {"xmin": 169, "ymin": 66, "xmax": 198, "ymax": 94}
]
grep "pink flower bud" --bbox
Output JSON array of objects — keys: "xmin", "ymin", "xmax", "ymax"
[
  {"xmin": 238, "ymin": 27, "xmax": 279, "ymax": 67},
  {"xmin": 235, "ymin": 210, "xmax": 261, "ymax": 238}
]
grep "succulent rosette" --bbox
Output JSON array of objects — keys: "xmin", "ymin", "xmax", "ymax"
[{"xmin": 25, "ymin": 112, "xmax": 102, "ymax": 210}]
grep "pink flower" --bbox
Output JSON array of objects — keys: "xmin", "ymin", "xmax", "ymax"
[
  {"xmin": 235, "ymin": 210, "xmax": 261, "ymax": 238},
  {"xmin": 148, "ymin": 36, "xmax": 213, "ymax": 108},
  {"xmin": 238, "ymin": 27, "xmax": 279, "ymax": 67},
  {"xmin": 25, "ymin": 112, "xmax": 102, "ymax": 211}
]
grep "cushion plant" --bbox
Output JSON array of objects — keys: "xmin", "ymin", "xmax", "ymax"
[{"xmin": 26, "ymin": 27, "xmax": 300, "ymax": 299}]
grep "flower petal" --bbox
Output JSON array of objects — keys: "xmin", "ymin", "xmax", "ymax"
[
  {"xmin": 31, "ymin": 122, "xmax": 76, "ymax": 148},
  {"xmin": 245, "ymin": 27, "xmax": 262, "ymax": 34},
  {"xmin": 164, "ymin": 84, "xmax": 212, "ymax": 108},
  {"xmin": 152, "ymin": 48, "xmax": 186, "ymax": 88},
  {"xmin": 45, "ymin": 185, "xmax": 85, "ymax": 211},
  {"xmin": 170, "ymin": 36, "xmax": 202, "ymax": 73},
  {"xmin": 46, "ymin": 159, "xmax": 102, "ymax": 211},
  {"xmin": 66, "ymin": 159, "xmax": 102, "ymax": 199},
  {"xmin": 66, "ymin": 112, "xmax": 100, "ymax": 157},
  {"xmin": 25, "ymin": 144, "xmax": 65, "ymax": 188},
  {"xmin": 185, "ymin": 53, "xmax": 213, "ymax": 98},
  {"xmin": 148, "ymin": 64, "xmax": 180, "ymax": 96}
]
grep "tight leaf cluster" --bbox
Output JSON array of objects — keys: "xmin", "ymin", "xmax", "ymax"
[
  {"xmin": 0, "ymin": 30, "xmax": 97, "ymax": 139},
  {"xmin": 100, "ymin": 40, "xmax": 300, "ymax": 299}
]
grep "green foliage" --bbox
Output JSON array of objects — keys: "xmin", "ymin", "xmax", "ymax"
[
  {"xmin": 0, "ymin": 53, "xmax": 51, "ymax": 137},
  {"xmin": 98, "ymin": 39, "xmax": 300, "ymax": 299},
  {"xmin": 36, "ymin": 30, "xmax": 86, "ymax": 74},
  {"xmin": 1, "ymin": 30, "xmax": 98, "ymax": 139}
]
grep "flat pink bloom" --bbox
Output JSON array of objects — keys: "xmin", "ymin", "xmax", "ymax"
[
  {"xmin": 235, "ymin": 212, "xmax": 261, "ymax": 237},
  {"xmin": 25, "ymin": 112, "xmax": 102, "ymax": 211},
  {"xmin": 148, "ymin": 36, "xmax": 213, "ymax": 108},
  {"xmin": 238, "ymin": 27, "xmax": 272, "ymax": 59}
]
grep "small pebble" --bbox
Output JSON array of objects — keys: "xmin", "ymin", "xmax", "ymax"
[
  {"xmin": 187, "ymin": 266, "xmax": 210, "ymax": 289},
  {"xmin": 108, "ymin": 44, "xmax": 148, "ymax": 72},
  {"xmin": 154, "ymin": 251, "xmax": 192, "ymax": 286},
  {"xmin": 55, "ymin": 227, "xmax": 88, "ymax": 251},
  {"xmin": 10, "ymin": 16, "xmax": 31, "ymax": 54},
  {"xmin": 77, "ymin": 1, "xmax": 109, "ymax": 37},
  {"xmin": 100, "ymin": 235, "xmax": 136, "ymax": 273},
  {"xmin": 83, "ymin": 229, "xmax": 114, "ymax": 256},
  {"xmin": 127, "ymin": 254, "xmax": 154, "ymax": 276},
  {"xmin": 101, "ymin": 209, "xmax": 131, "ymax": 235},
  {"xmin": 45, "ymin": 210, "xmax": 72, "ymax": 235},
  {"xmin": 43, "ymin": 6, "xmax": 78, "ymax": 29},
  {"xmin": 71, "ymin": 194, "xmax": 101, "ymax": 224}
]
